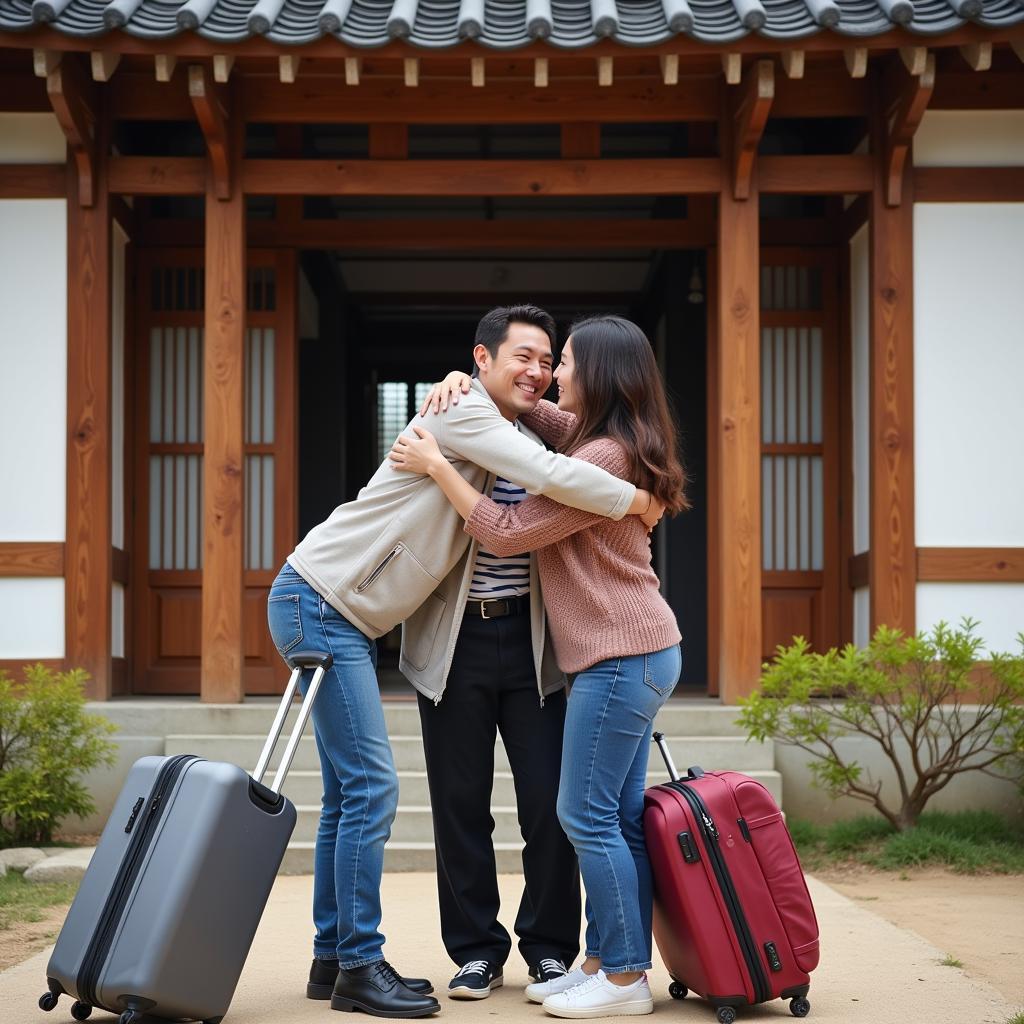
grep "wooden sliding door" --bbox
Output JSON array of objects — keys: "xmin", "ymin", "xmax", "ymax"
[{"xmin": 131, "ymin": 249, "xmax": 297, "ymax": 694}]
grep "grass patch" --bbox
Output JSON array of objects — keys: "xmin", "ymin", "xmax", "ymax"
[
  {"xmin": 1003, "ymin": 1013, "xmax": 1024, "ymax": 1024},
  {"xmin": 790, "ymin": 810, "xmax": 1024, "ymax": 874},
  {"xmin": 0, "ymin": 872, "xmax": 77, "ymax": 932},
  {"xmin": 938, "ymin": 954, "xmax": 964, "ymax": 968}
]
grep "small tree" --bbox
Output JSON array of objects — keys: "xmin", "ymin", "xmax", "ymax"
[
  {"xmin": 0, "ymin": 664, "xmax": 118, "ymax": 845},
  {"xmin": 737, "ymin": 619, "xmax": 1024, "ymax": 831}
]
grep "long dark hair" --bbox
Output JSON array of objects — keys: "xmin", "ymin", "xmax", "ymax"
[{"xmin": 560, "ymin": 315, "xmax": 689, "ymax": 514}]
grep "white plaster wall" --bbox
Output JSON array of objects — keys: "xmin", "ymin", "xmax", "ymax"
[
  {"xmin": 0, "ymin": 113, "xmax": 66, "ymax": 163},
  {"xmin": 849, "ymin": 225, "xmax": 870, "ymax": 556},
  {"xmin": 853, "ymin": 586, "xmax": 871, "ymax": 648},
  {"xmin": 917, "ymin": 583, "xmax": 1024, "ymax": 654},
  {"xmin": 0, "ymin": 579, "xmax": 64, "ymax": 658},
  {"xmin": 915, "ymin": 111, "xmax": 1024, "ymax": 168},
  {"xmin": 112, "ymin": 582, "xmax": 125, "ymax": 658},
  {"xmin": 0, "ymin": 199, "xmax": 67, "ymax": 541},
  {"xmin": 914, "ymin": 204, "xmax": 1024, "ymax": 547}
]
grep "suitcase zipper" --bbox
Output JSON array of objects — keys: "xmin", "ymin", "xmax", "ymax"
[
  {"xmin": 77, "ymin": 754, "xmax": 198, "ymax": 1010},
  {"xmin": 669, "ymin": 782, "xmax": 771, "ymax": 1005}
]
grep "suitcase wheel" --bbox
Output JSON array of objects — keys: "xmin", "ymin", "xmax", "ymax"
[
  {"xmin": 70, "ymin": 1003, "xmax": 92, "ymax": 1021},
  {"xmin": 790, "ymin": 997, "xmax": 811, "ymax": 1018},
  {"xmin": 37, "ymin": 992, "xmax": 59, "ymax": 1012},
  {"xmin": 668, "ymin": 982, "xmax": 688, "ymax": 1000},
  {"xmin": 716, "ymin": 1008, "xmax": 737, "ymax": 1024}
]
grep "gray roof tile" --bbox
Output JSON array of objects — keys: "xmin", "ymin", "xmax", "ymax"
[{"xmin": 1, "ymin": 0, "xmax": 1020, "ymax": 45}]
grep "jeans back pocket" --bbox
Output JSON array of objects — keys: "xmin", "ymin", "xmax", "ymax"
[
  {"xmin": 643, "ymin": 645, "xmax": 682, "ymax": 697},
  {"xmin": 268, "ymin": 593, "xmax": 303, "ymax": 655}
]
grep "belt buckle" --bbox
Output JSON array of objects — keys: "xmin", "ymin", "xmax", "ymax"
[
  {"xmin": 480, "ymin": 598, "xmax": 504, "ymax": 620},
  {"xmin": 480, "ymin": 599, "xmax": 492, "ymax": 620}
]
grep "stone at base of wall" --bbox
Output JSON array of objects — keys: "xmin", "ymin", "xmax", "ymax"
[{"xmin": 23, "ymin": 847, "xmax": 94, "ymax": 884}]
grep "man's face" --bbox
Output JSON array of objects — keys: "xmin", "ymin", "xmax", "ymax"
[{"xmin": 474, "ymin": 322, "xmax": 554, "ymax": 421}]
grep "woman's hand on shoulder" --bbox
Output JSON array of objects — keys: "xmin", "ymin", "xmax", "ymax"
[
  {"xmin": 389, "ymin": 425, "xmax": 446, "ymax": 476},
  {"xmin": 419, "ymin": 371, "xmax": 472, "ymax": 416},
  {"xmin": 641, "ymin": 497, "xmax": 666, "ymax": 531}
]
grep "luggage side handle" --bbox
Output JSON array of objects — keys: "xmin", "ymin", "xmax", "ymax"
[
  {"xmin": 651, "ymin": 732, "xmax": 705, "ymax": 783},
  {"xmin": 253, "ymin": 650, "xmax": 334, "ymax": 795}
]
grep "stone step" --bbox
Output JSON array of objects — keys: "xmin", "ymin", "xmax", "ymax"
[
  {"xmin": 91, "ymin": 699, "xmax": 748, "ymax": 739},
  {"xmin": 280, "ymin": 841, "xmax": 527, "ymax": 876},
  {"xmin": 284, "ymin": 769, "xmax": 783, "ymax": 808},
  {"xmin": 166, "ymin": 734, "xmax": 774, "ymax": 774}
]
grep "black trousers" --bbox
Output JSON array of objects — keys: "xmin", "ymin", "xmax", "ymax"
[{"xmin": 417, "ymin": 610, "xmax": 581, "ymax": 970}]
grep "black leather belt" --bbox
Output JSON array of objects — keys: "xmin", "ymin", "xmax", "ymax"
[{"xmin": 464, "ymin": 596, "xmax": 530, "ymax": 619}]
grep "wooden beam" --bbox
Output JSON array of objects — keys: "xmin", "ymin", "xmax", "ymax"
[
  {"xmin": 108, "ymin": 155, "xmax": 206, "ymax": 194},
  {"xmin": 90, "ymin": 51, "xmax": 120, "ymax": 82},
  {"xmin": 65, "ymin": 118, "xmax": 112, "ymax": 699},
  {"xmin": 201, "ymin": 112, "xmax": 245, "ymax": 703},
  {"xmin": 959, "ymin": 42, "xmax": 992, "ymax": 71},
  {"xmin": 404, "ymin": 56, "xmax": 419, "ymax": 87},
  {"xmin": 279, "ymin": 53, "xmax": 300, "ymax": 83},
  {"xmin": 213, "ymin": 54, "xmax": 234, "ymax": 82},
  {"xmin": 780, "ymin": 50, "xmax": 804, "ymax": 79},
  {"xmin": 188, "ymin": 64, "xmax": 231, "ymax": 201},
  {"xmin": 899, "ymin": 46, "xmax": 927, "ymax": 76},
  {"xmin": 534, "ymin": 57, "xmax": 548, "ymax": 88},
  {"xmin": 0, "ymin": 163, "xmax": 65, "ymax": 198},
  {"xmin": 722, "ymin": 52, "xmax": 742, "ymax": 85},
  {"xmin": 913, "ymin": 166, "xmax": 1024, "ymax": 203},
  {"xmin": 597, "ymin": 55, "xmax": 614, "ymax": 87},
  {"xmin": 33, "ymin": 48, "xmax": 61, "ymax": 77},
  {"xmin": 369, "ymin": 123, "xmax": 408, "ymax": 159},
  {"xmin": 46, "ymin": 54, "xmax": 96, "ymax": 207},
  {"xmin": 560, "ymin": 123, "xmax": 601, "ymax": 160},
  {"xmin": 1013, "ymin": 40, "xmax": 1024, "ymax": 64},
  {"xmin": 731, "ymin": 59, "xmax": 774, "ymax": 201},
  {"xmin": 155, "ymin": 54, "xmax": 177, "ymax": 82},
  {"xmin": 844, "ymin": 47, "xmax": 868, "ymax": 79},
  {"xmin": 868, "ymin": 83, "xmax": 916, "ymax": 637},
  {"xmin": 917, "ymin": 548, "xmax": 1024, "ymax": 583},
  {"xmin": 660, "ymin": 54, "xmax": 679, "ymax": 85},
  {"xmin": 757, "ymin": 154, "xmax": 873, "ymax": 194},
  {"xmin": 716, "ymin": 108, "xmax": 762, "ymax": 702},
  {"xmin": 344, "ymin": 56, "xmax": 361, "ymax": 85},
  {"xmin": 470, "ymin": 56, "xmax": 485, "ymax": 87},
  {"xmin": 884, "ymin": 51, "xmax": 935, "ymax": 206},
  {"xmin": 0, "ymin": 542, "xmax": 65, "ymax": 577},
  {"xmin": 848, "ymin": 551, "xmax": 870, "ymax": 590}
]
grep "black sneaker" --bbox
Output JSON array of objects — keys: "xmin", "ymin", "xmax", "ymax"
[
  {"xmin": 528, "ymin": 958, "xmax": 568, "ymax": 984},
  {"xmin": 447, "ymin": 960, "xmax": 503, "ymax": 1000}
]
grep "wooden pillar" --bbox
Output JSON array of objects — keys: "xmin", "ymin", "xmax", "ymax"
[
  {"xmin": 65, "ymin": 117, "xmax": 112, "ymax": 699},
  {"xmin": 868, "ymin": 81, "xmax": 916, "ymax": 636},
  {"xmin": 201, "ymin": 105, "xmax": 246, "ymax": 702},
  {"xmin": 715, "ymin": 130, "xmax": 762, "ymax": 703}
]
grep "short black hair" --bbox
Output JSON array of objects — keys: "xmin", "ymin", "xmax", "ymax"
[{"xmin": 474, "ymin": 304, "xmax": 557, "ymax": 362}]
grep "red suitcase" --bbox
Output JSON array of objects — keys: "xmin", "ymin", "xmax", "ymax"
[{"xmin": 644, "ymin": 733, "xmax": 819, "ymax": 1024}]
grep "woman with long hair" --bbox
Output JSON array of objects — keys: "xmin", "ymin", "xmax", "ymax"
[{"xmin": 389, "ymin": 315, "xmax": 688, "ymax": 1019}]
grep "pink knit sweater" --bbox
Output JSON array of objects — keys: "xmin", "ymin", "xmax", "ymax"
[{"xmin": 464, "ymin": 400, "xmax": 681, "ymax": 673}]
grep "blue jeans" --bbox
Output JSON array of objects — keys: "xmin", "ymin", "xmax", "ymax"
[
  {"xmin": 556, "ymin": 645, "xmax": 681, "ymax": 974},
  {"xmin": 267, "ymin": 562, "xmax": 399, "ymax": 968}
]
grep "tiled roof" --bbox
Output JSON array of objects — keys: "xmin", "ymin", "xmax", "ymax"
[{"xmin": 1, "ymin": 0, "xmax": 1020, "ymax": 47}]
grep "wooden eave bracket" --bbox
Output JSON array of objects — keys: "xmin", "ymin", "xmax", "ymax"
[
  {"xmin": 45, "ymin": 54, "xmax": 96, "ymax": 206},
  {"xmin": 188, "ymin": 64, "xmax": 232, "ymax": 200},
  {"xmin": 884, "ymin": 51, "xmax": 935, "ymax": 207},
  {"xmin": 731, "ymin": 59, "xmax": 774, "ymax": 201}
]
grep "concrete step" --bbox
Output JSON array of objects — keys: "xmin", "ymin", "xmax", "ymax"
[
  {"xmin": 91, "ymin": 699, "xmax": 748, "ymax": 739},
  {"xmin": 285, "ymin": 769, "xmax": 783, "ymax": 808},
  {"xmin": 280, "ymin": 841, "xmax": 527, "ymax": 876},
  {"xmin": 166, "ymin": 734, "xmax": 774, "ymax": 774}
]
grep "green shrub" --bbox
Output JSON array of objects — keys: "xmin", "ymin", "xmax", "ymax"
[
  {"xmin": 738, "ymin": 619, "xmax": 1024, "ymax": 831},
  {"xmin": 0, "ymin": 665, "xmax": 117, "ymax": 846}
]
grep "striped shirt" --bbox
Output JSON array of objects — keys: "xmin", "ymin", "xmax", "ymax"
[{"xmin": 468, "ymin": 477, "xmax": 531, "ymax": 600}]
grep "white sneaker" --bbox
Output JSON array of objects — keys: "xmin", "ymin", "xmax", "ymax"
[
  {"xmin": 526, "ymin": 966, "xmax": 588, "ymax": 1003},
  {"xmin": 543, "ymin": 970, "xmax": 654, "ymax": 1018}
]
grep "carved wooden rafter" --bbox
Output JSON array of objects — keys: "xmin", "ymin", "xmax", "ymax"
[
  {"xmin": 188, "ymin": 64, "xmax": 231, "ymax": 200},
  {"xmin": 46, "ymin": 54, "xmax": 96, "ymax": 207},
  {"xmin": 884, "ymin": 51, "xmax": 935, "ymax": 206},
  {"xmin": 731, "ymin": 59, "xmax": 774, "ymax": 201}
]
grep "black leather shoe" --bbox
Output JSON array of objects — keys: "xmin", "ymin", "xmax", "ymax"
[
  {"xmin": 309, "ymin": 959, "xmax": 434, "ymax": 999},
  {"xmin": 331, "ymin": 960, "xmax": 440, "ymax": 1018}
]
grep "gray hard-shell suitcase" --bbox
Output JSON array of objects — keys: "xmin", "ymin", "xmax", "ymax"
[{"xmin": 38, "ymin": 650, "xmax": 334, "ymax": 1024}]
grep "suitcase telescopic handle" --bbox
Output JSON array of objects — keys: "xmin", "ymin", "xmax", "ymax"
[
  {"xmin": 651, "ymin": 732, "xmax": 706, "ymax": 783},
  {"xmin": 253, "ymin": 650, "xmax": 334, "ymax": 795}
]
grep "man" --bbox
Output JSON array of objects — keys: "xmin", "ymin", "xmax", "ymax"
[{"xmin": 274, "ymin": 304, "xmax": 655, "ymax": 1018}]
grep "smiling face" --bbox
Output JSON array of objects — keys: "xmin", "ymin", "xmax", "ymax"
[
  {"xmin": 474, "ymin": 322, "xmax": 554, "ymax": 421},
  {"xmin": 553, "ymin": 336, "xmax": 578, "ymax": 414}
]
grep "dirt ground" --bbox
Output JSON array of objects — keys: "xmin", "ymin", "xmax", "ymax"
[
  {"xmin": 819, "ymin": 867, "xmax": 1024, "ymax": 1006},
  {"xmin": 4, "ymin": 868, "xmax": 1023, "ymax": 1010}
]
